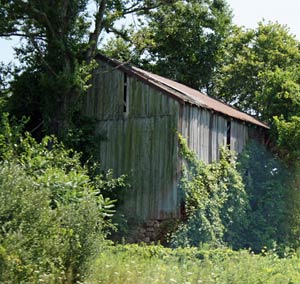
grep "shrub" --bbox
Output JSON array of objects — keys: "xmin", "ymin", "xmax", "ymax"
[
  {"xmin": 0, "ymin": 162, "xmax": 113, "ymax": 283},
  {"xmin": 170, "ymin": 136, "xmax": 299, "ymax": 251},
  {"xmin": 0, "ymin": 114, "xmax": 122, "ymax": 283},
  {"xmin": 238, "ymin": 140, "xmax": 293, "ymax": 251}
]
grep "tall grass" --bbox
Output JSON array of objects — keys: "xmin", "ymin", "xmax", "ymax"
[{"xmin": 83, "ymin": 244, "xmax": 300, "ymax": 284}]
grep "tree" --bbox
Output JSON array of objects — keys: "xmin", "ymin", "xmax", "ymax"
[
  {"xmin": 212, "ymin": 22, "xmax": 300, "ymax": 120},
  {"xmin": 211, "ymin": 22, "xmax": 300, "ymax": 166},
  {"xmin": 237, "ymin": 140, "xmax": 292, "ymax": 251},
  {"xmin": 102, "ymin": 0, "xmax": 233, "ymax": 94},
  {"xmin": 0, "ymin": 0, "xmax": 173, "ymax": 138}
]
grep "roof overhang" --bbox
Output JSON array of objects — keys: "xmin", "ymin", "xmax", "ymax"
[{"xmin": 95, "ymin": 54, "xmax": 269, "ymax": 129}]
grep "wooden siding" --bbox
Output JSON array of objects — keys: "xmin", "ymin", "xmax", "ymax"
[
  {"xmin": 230, "ymin": 120, "xmax": 249, "ymax": 154},
  {"xmin": 84, "ymin": 60, "xmax": 252, "ymax": 220},
  {"xmin": 84, "ymin": 61, "xmax": 181, "ymax": 220},
  {"xmin": 83, "ymin": 62, "xmax": 180, "ymax": 119},
  {"xmin": 83, "ymin": 63, "xmax": 124, "ymax": 120},
  {"xmin": 181, "ymin": 105, "xmax": 249, "ymax": 162}
]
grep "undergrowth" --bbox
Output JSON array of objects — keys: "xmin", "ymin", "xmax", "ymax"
[{"xmin": 83, "ymin": 244, "xmax": 300, "ymax": 284}]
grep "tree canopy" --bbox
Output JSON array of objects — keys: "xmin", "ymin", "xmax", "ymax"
[
  {"xmin": 0, "ymin": 0, "xmax": 175, "ymax": 137},
  {"xmin": 1, "ymin": 1, "xmax": 300, "ymax": 164},
  {"xmin": 102, "ymin": 0, "xmax": 233, "ymax": 94},
  {"xmin": 212, "ymin": 22, "xmax": 300, "ymax": 120},
  {"xmin": 209, "ymin": 22, "xmax": 300, "ymax": 164}
]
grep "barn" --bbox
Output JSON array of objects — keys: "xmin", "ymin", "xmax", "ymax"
[{"xmin": 83, "ymin": 54, "xmax": 269, "ymax": 222}]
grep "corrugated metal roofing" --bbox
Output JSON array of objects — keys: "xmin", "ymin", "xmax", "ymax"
[{"xmin": 96, "ymin": 54, "xmax": 269, "ymax": 129}]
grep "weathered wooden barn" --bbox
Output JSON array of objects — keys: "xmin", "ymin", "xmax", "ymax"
[{"xmin": 83, "ymin": 54, "xmax": 268, "ymax": 221}]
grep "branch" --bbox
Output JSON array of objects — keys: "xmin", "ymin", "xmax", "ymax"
[
  {"xmin": 122, "ymin": 3, "xmax": 162, "ymax": 15},
  {"xmin": 29, "ymin": 5, "xmax": 56, "ymax": 38},
  {"xmin": 0, "ymin": 32, "xmax": 27, "ymax": 37},
  {"xmin": 106, "ymin": 26, "xmax": 132, "ymax": 43},
  {"xmin": 86, "ymin": 0, "xmax": 106, "ymax": 62},
  {"xmin": 26, "ymin": 30, "xmax": 57, "ymax": 77},
  {"xmin": 0, "ymin": 32, "xmax": 45, "ymax": 40},
  {"xmin": 30, "ymin": 120, "xmax": 44, "ymax": 134},
  {"xmin": 123, "ymin": 2, "xmax": 140, "ymax": 14},
  {"xmin": 61, "ymin": 0, "xmax": 70, "ymax": 35}
]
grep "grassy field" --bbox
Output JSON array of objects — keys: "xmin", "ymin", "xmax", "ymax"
[{"xmin": 83, "ymin": 244, "xmax": 300, "ymax": 284}]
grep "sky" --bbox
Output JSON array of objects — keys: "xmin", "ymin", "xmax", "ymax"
[
  {"xmin": 227, "ymin": 0, "xmax": 300, "ymax": 38},
  {"xmin": 1, "ymin": 0, "xmax": 300, "ymax": 64}
]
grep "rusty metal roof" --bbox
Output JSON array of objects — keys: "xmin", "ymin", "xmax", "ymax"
[{"xmin": 96, "ymin": 54, "xmax": 269, "ymax": 129}]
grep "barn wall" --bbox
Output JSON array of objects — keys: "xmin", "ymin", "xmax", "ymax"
[
  {"xmin": 230, "ymin": 120, "xmax": 249, "ymax": 154},
  {"xmin": 180, "ymin": 105, "xmax": 249, "ymax": 162},
  {"xmin": 84, "ymin": 61, "xmax": 181, "ymax": 220},
  {"xmin": 84, "ymin": 60, "xmax": 254, "ymax": 221},
  {"xmin": 83, "ymin": 62, "xmax": 124, "ymax": 120}
]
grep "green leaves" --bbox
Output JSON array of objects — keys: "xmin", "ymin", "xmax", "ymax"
[
  {"xmin": 171, "ymin": 135, "xmax": 247, "ymax": 248},
  {"xmin": 213, "ymin": 22, "xmax": 300, "ymax": 119},
  {"xmin": 0, "ymin": 114, "xmax": 127, "ymax": 282},
  {"xmin": 274, "ymin": 116, "xmax": 300, "ymax": 164},
  {"xmin": 211, "ymin": 22, "xmax": 300, "ymax": 166},
  {"xmin": 102, "ymin": 0, "xmax": 233, "ymax": 93},
  {"xmin": 172, "ymin": 137, "xmax": 298, "ymax": 251},
  {"xmin": 237, "ymin": 140, "xmax": 292, "ymax": 251},
  {"xmin": 139, "ymin": 0, "xmax": 233, "ymax": 92}
]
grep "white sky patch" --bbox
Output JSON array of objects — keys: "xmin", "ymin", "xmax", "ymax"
[
  {"xmin": 227, "ymin": 0, "xmax": 300, "ymax": 38},
  {"xmin": 0, "ymin": 37, "xmax": 19, "ymax": 64}
]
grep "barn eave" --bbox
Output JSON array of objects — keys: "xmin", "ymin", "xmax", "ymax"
[{"xmin": 95, "ymin": 54, "xmax": 269, "ymax": 130}]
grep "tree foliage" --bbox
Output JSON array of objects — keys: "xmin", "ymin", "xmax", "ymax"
[
  {"xmin": 211, "ymin": 22, "xmax": 300, "ymax": 166},
  {"xmin": 2, "ymin": 0, "xmax": 300, "ymax": 254},
  {"xmin": 212, "ymin": 22, "xmax": 300, "ymax": 118},
  {"xmin": 144, "ymin": 0, "xmax": 233, "ymax": 93},
  {"xmin": 103, "ymin": 0, "xmax": 233, "ymax": 93},
  {"xmin": 0, "ymin": 0, "xmax": 175, "ymax": 138},
  {"xmin": 171, "ymin": 137, "xmax": 298, "ymax": 251},
  {"xmin": 237, "ymin": 141, "xmax": 294, "ymax": 251}
]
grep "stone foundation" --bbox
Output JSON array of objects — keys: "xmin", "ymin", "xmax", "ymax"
[{"xmin": 126, "ymin": 219, "xmax": 178, "ymax": 244}]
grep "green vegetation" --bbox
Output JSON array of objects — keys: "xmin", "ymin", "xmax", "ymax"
[
  {"xmin": 1, "ymin": 1, "xmax": 300, "ymax": 161},
  {"xmin": 0, "ymin": 115, "xmax": 122, "ymax": 283},
  {"xmin": 212, "ymin": 22, "xmax": 300, "ymax": 119},
  {"xmin": 1, "ymin": 1, "xmax": 300, "ymax": 283},
  {"xmin": 237, "ymin": 141, "xmax": 296, "ymax": 250},
  {"xmin": 84, "ymin": 244, "xmax": 300, "ymax": 284},
  {"xmin": 170, "ymin": 136, "xmax": 299, "ymax": 251},
  {"xmin": 170, "ymin": 135, "xmax": 247, "ymax": 248},
  {"xmin": 102, "ymin": 0, "xmax": 233, "ymax": 94},
  {"xmin": 0, "ymin": 0, "xmax": 182, "ymax": 139},
  {"xmin": 104, "ymin": 12, "xmax": 300, "ymax": 168}
]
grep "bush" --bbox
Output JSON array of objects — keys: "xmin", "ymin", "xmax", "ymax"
[
  {"xmin": 170, "ymin": 135, "xmax": 300, "ymax": 251},
  {"xmin": 238, "ymin": 140, "xmax": 294, "ymax": 251},
  {"xmin": 171, "ymin": 137, "xmax": 297, "ymax": 251},
  {"xmin": 0, "ymin": 163, "xmax": 103, "ymax": 283},
  {"xmin": 0, "ymin": 114, "xmax": 122, "ymax": 283}
]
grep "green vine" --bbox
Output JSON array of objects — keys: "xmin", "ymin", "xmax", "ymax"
[{"xmin": 170, "ymin": 134, "xmax": 248, "ymax": 248}]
